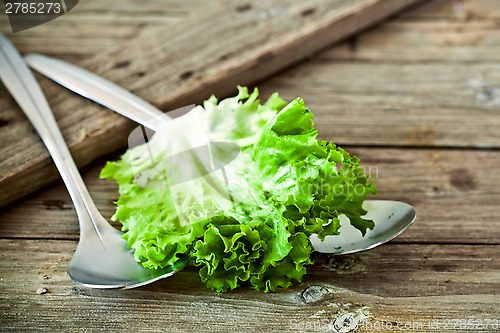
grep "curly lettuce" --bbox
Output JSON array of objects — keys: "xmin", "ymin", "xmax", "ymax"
[{"xmin": 101, "ymin": 87, "xmax": 376, "ymax": 292}]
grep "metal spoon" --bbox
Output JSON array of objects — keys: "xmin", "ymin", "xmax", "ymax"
[
  {"xmin": 0, "ymin": 34, "xmax": 185, "ymax": 289},
  {"xmin": 24, "ymin": 53, "xmax": 417, "ymax": 255},
  {"xmin": 311, "ymin": 200, "xmax": 416, "ymax": 254}
]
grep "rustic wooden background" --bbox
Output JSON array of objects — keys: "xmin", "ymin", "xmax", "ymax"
[
  {"xmin": 1, "ymin": 0, "xmax": 499, "ymax": 332},
  {"xmin": 0, "ymin": 0, "xmax": 423, "ymax": 207}
]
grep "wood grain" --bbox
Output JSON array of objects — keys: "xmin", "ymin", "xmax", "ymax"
[
  {"xmin": 1, "ymin": 0, "xmax": 500, "ymax": 331},
  {"xmin": 0, "ymin": 0, "xmax": 424, "ymax": 208},
  {"xmin": 0, "ymin": 239, "xmax": 498, "ymax": 332},
  {"xmin": 259, "ymin": 62, "xmax": 500, "ymax": 148},
  {"xmin": 257, "ymin": 0, "xmax": 500, "ymax": 148},
  {"xmin": 399, "ymin": 0, "xmax": 500, "ymax": 19},
  {"xmin": 2, "ymin": 148, "xmax": 499, "ymax": 245},
  {"xmin": 324, "ymin": 0, "xmax": 500, "ymax": 63},
  {"xmin": 0, "ymin": 0, "xmax": 202, "ymax": 62},
  {"xmin": 319, "ymin": 20, "xmax": 500, "ymax": 62}
]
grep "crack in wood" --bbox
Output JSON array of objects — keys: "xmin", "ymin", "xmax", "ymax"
[{"xmin": 42, "ymin": 199, "xmax": 74, "ymax": 211}]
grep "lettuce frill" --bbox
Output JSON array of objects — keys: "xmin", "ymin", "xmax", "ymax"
[{"xmin": 101, "ymin": 87, "xmax": 376, "ymax": 292}]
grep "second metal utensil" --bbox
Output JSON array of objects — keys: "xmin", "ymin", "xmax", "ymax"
[
  {"xmin": 311, "ymin": 200, "xmax": 416, "ymax": 255},
  {"xmin": 25, "ymin": 53, "xmax": 172, "ymax": 131},
  {"xmin": 0, "ymin": 34, "xmax": 185, "ymax": 289}
]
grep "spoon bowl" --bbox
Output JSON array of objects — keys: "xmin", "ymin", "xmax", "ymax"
[
  {"xmin": 68, "ymin": 210, "xmax": 186, "ymax": 289},
  {"xmin": 311, "ymin": 200, "xmax": 416, "ymax": 255},
  {"xmin": 0, "ymin": 33, "xmax": 184, "ymax": 289}
]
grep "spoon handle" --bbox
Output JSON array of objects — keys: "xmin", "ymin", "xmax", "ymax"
[
  {"xmin": 24, "ymin": 53, "xmax": 169, "ymax": 131},
  {"xmin": 0, "ymin": 33, "xmax": 105, "ymax": 233}
]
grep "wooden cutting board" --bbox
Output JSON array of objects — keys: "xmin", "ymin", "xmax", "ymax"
[{"xmin": 0, "ymin": 0, "xmax": 424, "ymax": 207}]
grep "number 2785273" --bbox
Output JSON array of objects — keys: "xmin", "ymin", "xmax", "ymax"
[{"xmin": 5, "ymin": 2, "xmax": 62, "ymax": 14}]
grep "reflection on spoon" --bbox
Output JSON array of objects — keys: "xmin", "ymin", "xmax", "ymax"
[{"xmin": 311, "ymin": 200, "xmax": 416, "ymax": 255}]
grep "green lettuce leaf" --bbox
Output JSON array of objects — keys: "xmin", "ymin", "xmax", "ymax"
[{"xmin": 101, "ymin": 86, "xmax": 376, "ymax": 292}]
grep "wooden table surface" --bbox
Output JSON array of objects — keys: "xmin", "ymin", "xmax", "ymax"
[{"xmin": 1, "ymin": 0, "xmax": 499, "ymax": 332}]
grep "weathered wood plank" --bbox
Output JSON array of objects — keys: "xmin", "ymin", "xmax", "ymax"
[
  {"xmin": 0, "ymin": 8, "xmax": 192, "ymax": 63},
  {"xmin": 3, "ymin": 0, "xmax": 497, "ymax": 64},
  {"xmin": 1, "ymin": 1, "xmax": 499, "ymax": 332},
  {"xmin": 320, "ymin": 20, "xmax": 500, "ymax": 62},
  {"xmin": 258, "ymin": 62, "xmax": 500, "ymax": 147},
  {"xmin": 322, "ymin": 0, "xmax": 500, "ymax": 63},
  {"xmin": 0, "ymin": 239, "xmax": 498, "ymax": 332},
  {"xmin": 400, "ymin": 0, "xmax": 500, "ymax": 20},
  {"xmin": 1, "ymin": 148, "xmax": 499, "ymax": 245},
  {"xmin": 256, "ymin": 0, "xmax": 500, "ymax": 148},
  {"xmin": 0, "ymin": 0, "xmax": 424, "ymax": 208}
]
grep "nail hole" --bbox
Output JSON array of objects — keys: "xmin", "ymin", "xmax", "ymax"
[
  {"xmin": 301, "ymin": 8, "xmax": 316, "ymax": 17},
  {"xmin": 236, "ymin": 4, "xmax": 251, "ymax": 12},
  {"xmin": 179, "ymin": 71, "xmax": 194, "ymax": 80},
  {"xmin": 219, "ymin": 54, "xmax": 230, "ymax": 61},
  {"xmin": 114, "ymin": 60, "xmax": 130, "ymax": 69}
]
